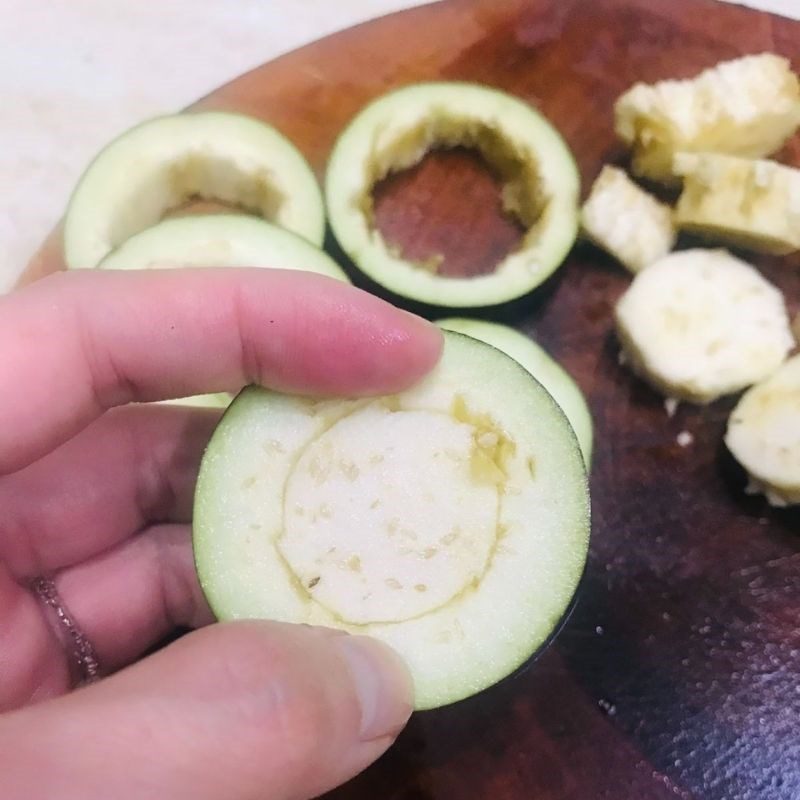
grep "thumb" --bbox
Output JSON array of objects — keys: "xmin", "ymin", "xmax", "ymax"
[{"xmin": 0, "ymin": 621, "xmax": 413, "ymax": 800}]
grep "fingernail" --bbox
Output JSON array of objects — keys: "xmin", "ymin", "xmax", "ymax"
[
  {"xmin": 400, "ymin": 311, "xmax": 444, "ymax": 364},
  {"xmin": 336, "ymin": 635, "xmax": 414, "ymax": 741},
  {"xmin": 399, "ymin": 308, "xmax": 433, "ymax": 325},
  {"xmin": 400, "ymin": 310, "xmax": 442, "ymax": 338}
]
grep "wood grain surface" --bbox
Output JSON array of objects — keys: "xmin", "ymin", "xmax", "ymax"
[{"xmin": 19, "ymin": 1, "xmax": 800, "ymax": 798}]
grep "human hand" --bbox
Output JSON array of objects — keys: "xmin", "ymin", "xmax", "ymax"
[{"xmin": 0, "ymin": 267, "xmax": 443, "ymax": 799}]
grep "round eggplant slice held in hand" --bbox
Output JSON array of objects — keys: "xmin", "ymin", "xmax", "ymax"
[{"xmin": 193, "ymin": 332, "xmax": 590, "ymax": 710}]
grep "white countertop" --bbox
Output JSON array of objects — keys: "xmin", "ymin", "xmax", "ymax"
[{"xmin": 1, "ymin": 0, "xmax": 797, "ymax": 291}]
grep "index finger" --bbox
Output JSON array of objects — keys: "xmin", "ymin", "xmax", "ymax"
[{"xmin": 0, "ymin": 268, "xmax": 442, "ymax": 474}]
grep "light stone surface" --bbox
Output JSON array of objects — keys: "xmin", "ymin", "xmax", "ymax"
[{"xmin": 0, "ymin": 0, "xmax": 796, "ymax": 291}]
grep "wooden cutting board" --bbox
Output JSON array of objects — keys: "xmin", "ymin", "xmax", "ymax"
[{"xmin": 19, "ymin": 0, "xmax": 800, "ymax": 797}]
